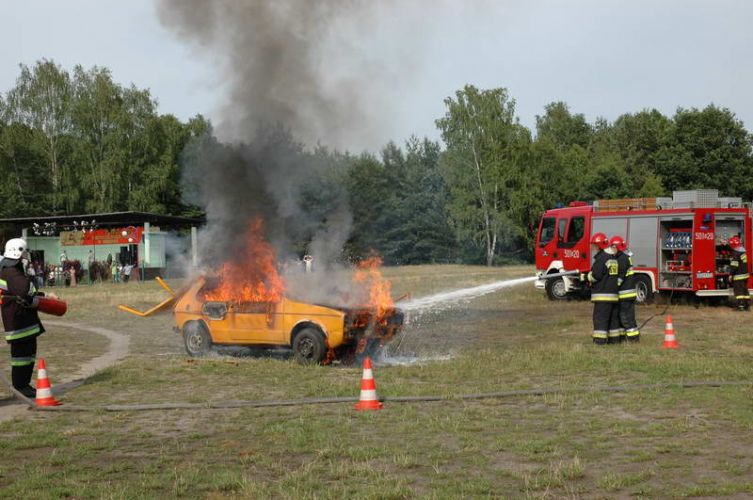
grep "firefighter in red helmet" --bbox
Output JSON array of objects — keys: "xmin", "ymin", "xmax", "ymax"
[
  {"xmin": 589, "ymin": 232, "xmax": 619, "ymax": 344},
  {"xmin": 728, "ymin": 235, "xmax": 750, "ymax": 311},
  {"xmin": 610, "ymin": 235, "xmax": 639, "ymax": 342}
]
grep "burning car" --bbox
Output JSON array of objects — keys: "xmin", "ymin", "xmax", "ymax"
[
  {"xmin": 119, "ymin": 221, "xmax": 404, "ymax": 363},
  {"xmin": 174, "ymin": 275, "xmax": 403, "ymax": 364}
]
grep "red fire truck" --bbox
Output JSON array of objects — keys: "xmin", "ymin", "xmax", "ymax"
[{"xmin": 534, "ymin": 190, "xmax": 752, "ymax": 303}]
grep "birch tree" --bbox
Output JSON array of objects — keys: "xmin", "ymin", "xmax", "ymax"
[
  {"xmin": 4, "ymin": 60, "xmax": 71, "ymax": 210},
  {"xmin": 436, "ymin": 85, "xmax": 527, "ymax": 266}
]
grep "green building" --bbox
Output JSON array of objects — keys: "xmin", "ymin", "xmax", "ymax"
[{"xmin": 0, "ymin": 212, "xmax": 203, "ymax": 280}]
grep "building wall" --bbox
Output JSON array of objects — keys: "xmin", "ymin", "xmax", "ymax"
[{"xmin": 26, "ymin": 232, "xmax": 169, "ymax": 269}]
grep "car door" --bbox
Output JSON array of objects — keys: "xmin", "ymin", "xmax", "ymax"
[{"xmin": 229, "ymin": 302, "xmax": 284, "ymax": 343}]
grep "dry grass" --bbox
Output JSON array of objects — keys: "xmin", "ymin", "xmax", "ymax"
[{"xmin": 0, "ymin": 265, "xmax": 752, "ymax": 497}]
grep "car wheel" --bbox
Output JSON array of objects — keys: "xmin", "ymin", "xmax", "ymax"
[
  {"xmin": 184, "ymin": 321, "xmax": 212, "ymax": 357},
  {"xmin": 545, "ymin": 276, "xmax": 568, "ymax": 300},
  {"xmin": 635, "ymin": 275, "xmax": 654, "ymax": 304},
  {"xmin": 293, "ymin": 328, "xmax": 326, "ymax": 365}
]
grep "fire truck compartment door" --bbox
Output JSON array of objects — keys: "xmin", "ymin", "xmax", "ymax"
[
  {"xmin": 228, "ymin": 303, "xmax": 284, "ymax": 343},
  {"xmin": 591, "ymin": 217, "xmax": 627, "ymax": 244},
  {"xmin": 626, "ymin": 217, "xmax": 659, "ymax": 268}
]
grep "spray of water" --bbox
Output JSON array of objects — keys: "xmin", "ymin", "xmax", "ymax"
[
  {"xmin": 379, "ymin": 276, "xmax": 537, "ymax": 365},
  {"xmin": 399, "ymin": 276, "xmax": 537, "ymax": 312}
]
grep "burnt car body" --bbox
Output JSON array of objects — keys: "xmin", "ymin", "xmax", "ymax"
[{"xmin": 174, "ymin": 277, "xmax": 404, "ymax": 364}]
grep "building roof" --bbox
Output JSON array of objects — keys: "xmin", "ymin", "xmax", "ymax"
[{"xmin": 0, "ymin": 211, "xmax": 204, "ymax": 229}]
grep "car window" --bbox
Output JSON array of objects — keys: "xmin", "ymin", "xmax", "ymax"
[
  {"xmin": 566, "ymin": 216, "xmax": 585, "ymax": 243},
  {"xmin": 539, "ymin": 217, "xmax": 556, "ymax": 246}
]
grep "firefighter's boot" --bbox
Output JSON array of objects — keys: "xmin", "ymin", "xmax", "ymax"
[{"xmin": 17, "ymin": 385, "xmax": 36, "ymax": 398}]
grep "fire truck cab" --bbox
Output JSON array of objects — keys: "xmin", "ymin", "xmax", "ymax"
[{"xmin": 534, "ymin": 190, "xmax": 752, "ymax": 303}]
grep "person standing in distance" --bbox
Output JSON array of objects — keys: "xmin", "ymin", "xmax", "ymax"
[{"xmin": 589, "ymin": 233, "xmax": 619, "ymax": 345}]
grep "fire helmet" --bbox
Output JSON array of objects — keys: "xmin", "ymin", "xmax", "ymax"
[
  {"xmin": 3, "ymin": 238, "xmax": 28, "ymax": 260},
  {"xmin": 728, "ymin": 236, "xmax": 742, "ymax": 249},
  {"xmin": 609, "ymin": 235, "xmax": 627, "ymax": 252},
  {"xmin": 590, "ymin": 232, "xmax": 609, "ymax": 250}
]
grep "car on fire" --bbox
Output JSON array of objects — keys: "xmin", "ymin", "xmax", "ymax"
[{"xmin": 129, "ymin": 276, "xmax": 404, "ymax": 364}]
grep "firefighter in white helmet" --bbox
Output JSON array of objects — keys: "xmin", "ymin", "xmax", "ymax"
[{"xmin": 0, "ymin": 238, "xmax": 49, "ymax": 397}]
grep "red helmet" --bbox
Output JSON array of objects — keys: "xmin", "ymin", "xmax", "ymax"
[
  {"xmin": 590, "ymin": 232, "xmax": 609, "ymax": 250},
  {"xmin": 729, "ymin": 236, "xmax": 742, "ymax": 248},
  {"xmin": 609, "ymin": 235, "xmax": 627, "ymax": 252}
]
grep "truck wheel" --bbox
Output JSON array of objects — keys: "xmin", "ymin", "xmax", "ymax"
[
  {"xmin": 635, "ymin": 275, "xmax": 654, "ymax": 304},
  {"xmin": 545, "ymin": 277, "xmax": 568, "ymax": 301},
  {"xmin": 293, "ymin": 328, "xmax": 326, "ymax": 365},
  {"xmin": 184, "ymin": 321, "xmax": 212, "ymax": 357}
]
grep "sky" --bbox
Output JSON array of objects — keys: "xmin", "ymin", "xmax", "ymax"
[{"xmin": 2, "ymin": 0, "xmax": 752, "ymax": 152}]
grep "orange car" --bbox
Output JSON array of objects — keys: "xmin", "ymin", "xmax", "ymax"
[{"xmin": 168, "ymin": 277, "xmax": 403, "ymax": 364}]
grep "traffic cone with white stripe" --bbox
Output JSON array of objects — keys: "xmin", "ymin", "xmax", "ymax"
[
  {"xmin": 35, "ymin": 358, "xmax": 61, "ymax": 406},
  {"xmin": 354, "ymin": 357, "xmax": 383, "ymax": 411},
  {"xmin": 662, "ymin": 315, "xmax": 679, "ymax": 349}
]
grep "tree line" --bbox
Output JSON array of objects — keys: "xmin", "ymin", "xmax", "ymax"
[
  {"xmin": 0, "ymin": 60, "xmax": 208, "ymax": 217},
  {"xmin": 3, "ymin": 61, "xmax": 753, "ymax": 265}
]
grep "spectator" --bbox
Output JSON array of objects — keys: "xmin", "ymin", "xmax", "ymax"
[
  {"xmin": 111, "ymin": 261, "xmax": 120, "ymax": 283},
  {"xmin": 34, "ymin": 262, "xmax": 44, "ymax": 289},
  {"xmin": 87, "ymin": 250, "xmax": 95, "ymax": 283},
  {"xmin": 122, "ymin": 263, "xmax": 133, "ymax": 283}
]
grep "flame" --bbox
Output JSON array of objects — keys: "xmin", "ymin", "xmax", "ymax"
[
  {"xmin": 204, "ymin": 219, "xmax": 286, "ymax": 303},
  {"xmin": 353, "ymin": 256, "xmax": 394, "ymax": 321}
]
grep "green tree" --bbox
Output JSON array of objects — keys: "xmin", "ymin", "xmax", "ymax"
[
  {"xmin": 3, "ymin": 60, "xmax": 71, "ymax": 210},
  {"xmin": 436, "ymin": 85, "xmax": 530, "ymax": 265},
  {"xmin": 659, "ymin": 105, "xmax": 753, "ymax": 198}
]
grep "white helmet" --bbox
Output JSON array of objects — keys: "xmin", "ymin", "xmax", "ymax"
[{"xmin": 4, "ymin": 238, "xmax": 28, "ymax": 260}]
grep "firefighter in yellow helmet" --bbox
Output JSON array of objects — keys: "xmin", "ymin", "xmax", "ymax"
[
  {"xmin": 589, "ymin": 233, "xmax": 619, "ymax": 345},
  {"xmin": 728, "ymin": 235, "xmax": 750, "ymax": 311}
]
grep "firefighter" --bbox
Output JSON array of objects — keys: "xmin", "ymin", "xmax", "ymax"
[
  {"xmin": 611, "ymin": 235, "xmax": 639, "ymax": 342},
  {"xmin": 589, "ymin": 233, "xmax": 619, "ymax": 345},
  {"xmin": 0, "ymin": 238, "xmax": 49, "ymax": 398},
  {"xmin": 728, "ymin": 235, "xmax": 750, "ymax": 311}
]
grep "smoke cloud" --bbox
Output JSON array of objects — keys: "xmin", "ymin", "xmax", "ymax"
[
  {"xmin": 154, "ymin": 0, "xmax": 440, "ymax": 303},
  {"xmin": 155, "ymin": 0, "xmax": 397, "ymax": 150}
]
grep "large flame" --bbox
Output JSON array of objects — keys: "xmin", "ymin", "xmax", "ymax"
[
  {"xmin": 204, "ymin": 219, "xmax": 286, "ymax": 303},
  {"xmin": 353, "ymin": 256, "xmax": 394, "ymax": 321}
]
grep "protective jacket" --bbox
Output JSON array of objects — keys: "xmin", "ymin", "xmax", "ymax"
[
  {"xmin": 729, "ymin": 246, "xmax": 750, "ymax": 310},
  {"xmin": 0, "ymin": 259, "xmax": 45, "ymax": 343},
  {"xmin": 616, "ymin": 251, "xmax": 636, "ymax": 301},
  {"xmin": 729, "ymin": 247, "xmax": 749, "ymax": 282},
  {"xmin": 590, "ymin": 250, "xmax": 619, "ymax": 301}
]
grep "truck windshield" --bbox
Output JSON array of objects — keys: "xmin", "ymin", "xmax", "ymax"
[{"xmin": 539, "ymin": 217, "xmax": 556, "ymax": 246}]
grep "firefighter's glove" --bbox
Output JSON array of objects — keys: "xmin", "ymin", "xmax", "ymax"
[
  {"xmin": 617, "ymin": 278, "xmax": 623, "ymax": 286},
  {"xmin": 587, "ymin": 272, "xmax": 595, "ymax": 283}
]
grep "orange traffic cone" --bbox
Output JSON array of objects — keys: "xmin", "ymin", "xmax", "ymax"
[
  {"xmin": 35, "ymin": 358, "xmax": 61, "ymax": 406},
  {"xmin": 662, "ymin": 315, "xmax": 679, "ymax": 349},
  {"xmin": 354, "ymin": 357, "xmax": 383, "ymax": 411}
]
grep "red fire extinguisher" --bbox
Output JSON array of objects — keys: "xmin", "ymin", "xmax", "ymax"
[
  {"xmin": 35, "ymin": 296, "xmax": 68, "ymax": 316},
  {"xmin": 0, "ymin": 293, "xmax": 67, "ymax": 316}
]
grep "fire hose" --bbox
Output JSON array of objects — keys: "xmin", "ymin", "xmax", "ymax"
[{"xmin": 1, "ymin": 378, "xmax": 748, "ymax": 413}]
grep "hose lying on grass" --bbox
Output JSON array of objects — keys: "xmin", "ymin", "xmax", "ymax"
[{"xmin": 2, "ymin": 379, "xmax": 748, "ymax": 413}]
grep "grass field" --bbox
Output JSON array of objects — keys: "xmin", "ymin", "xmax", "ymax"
[{"xmin": 0, "ymin": 264, "xmax": 752, "ymax": 498}]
